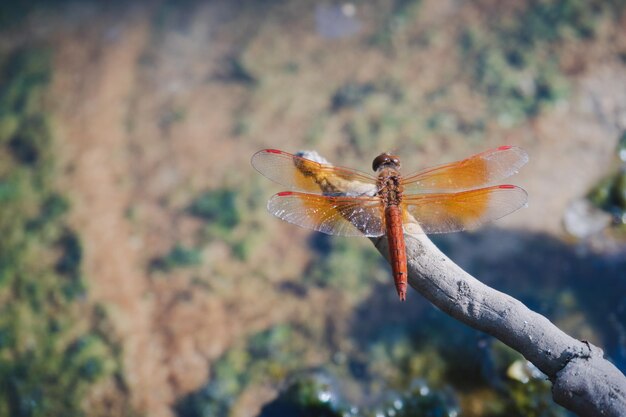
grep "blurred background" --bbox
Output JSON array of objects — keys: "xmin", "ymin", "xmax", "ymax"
[{"xmin": 0, "ymin": 1, "xmax": 625, "ymax": 416}]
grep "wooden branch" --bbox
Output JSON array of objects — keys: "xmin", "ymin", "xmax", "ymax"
[
  {"xmin": 371, "ymin": 232, "xmax": 626, "ymax": 417},
  {"xmin": 294, "ymin": 150, "xmax": 626, "ymax": 416}
]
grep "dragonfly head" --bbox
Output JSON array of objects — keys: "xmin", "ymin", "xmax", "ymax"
[{"xmin": 372, "ymin": 153, "xmax": 401, "ymax": 172}]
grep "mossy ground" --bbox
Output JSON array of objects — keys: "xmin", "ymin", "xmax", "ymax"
[
  {"xmin": 1, "ymin": 1, "xmax": 625, "ymax": 416},
  {"xmin": 0, "ymin": 47, "xmax": 131, "ymax": 416}
]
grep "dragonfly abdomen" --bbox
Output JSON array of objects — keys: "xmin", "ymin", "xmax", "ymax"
[{"xmin": 385, "ymin": 204, "xmax": 408, "ymax": 301}]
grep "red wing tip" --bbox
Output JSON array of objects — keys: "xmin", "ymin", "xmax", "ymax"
[
  {"xmin": 498, "ymin": 184, "xmax": 517, "ymax": 189},
  {"xmin": 277, "ymin": 191, "xmax": 293, "ymax": 196},
  {"xmin": 265, "ymin": 149, "xmax": 283, "ymax": 154},
  {"xmin": 497, "ymin": 145, "xmax": 513, "ymax": 150}
]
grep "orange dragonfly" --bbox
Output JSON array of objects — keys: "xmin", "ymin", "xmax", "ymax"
[{"xmin": 251, "ymin": 146, "xmax": 528, "ymax": 301}]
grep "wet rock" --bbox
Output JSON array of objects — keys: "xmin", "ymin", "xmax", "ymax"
[{"xmin": 563, "ymin": 199, "xmax": 611, "ymax": 238}]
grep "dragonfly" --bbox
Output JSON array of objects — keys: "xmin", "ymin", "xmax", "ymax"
[{"xmin": 251, "ymin": 146, "xmax": 528, "ymax": 301}]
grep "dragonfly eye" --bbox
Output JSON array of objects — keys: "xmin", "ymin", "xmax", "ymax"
[
  {"xmin": 372, "ymin": 154, "xmax": 391, "ymax": 171},
  {"xmin": 372, "ymin": 153, "xmax": 400, "ymax": 171}
]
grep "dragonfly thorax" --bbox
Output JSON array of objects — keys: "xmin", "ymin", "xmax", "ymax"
[{"xmin": 376, "ymin": 166, "xmax": 403, "ymax": 207}]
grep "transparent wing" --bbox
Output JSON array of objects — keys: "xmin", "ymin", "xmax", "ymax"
[
  {"xmin": 401, "ymin": 146, "xmax": 529, "ymax": 193},
  {"xmin": 252, "ymin": 149, "xmax": 378, "ymax": 196},
  {"xmin": 402, "ymin": 185, "xmax": 528, "ymax": 234},
  {"xmin": 268, "ymin": 191, "xmax": 385, "ymax": 237}
]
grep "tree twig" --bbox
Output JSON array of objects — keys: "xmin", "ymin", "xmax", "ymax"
[
  {"xmin": 294, "ymin": 150, "xmax": 626, "ymax": 416},
  {"xmin": 371, "ymin": 232, "xmax": 626, "ymax": 417}
]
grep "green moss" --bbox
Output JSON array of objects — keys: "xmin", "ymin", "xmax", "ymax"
[
  {"xmin": 331, "ymin": 82, "xmax": 376, "ymax": 111},
  {"xmin": 307, "ymin": 236, "xmax": 385, "ymax": 297},
  {"xmin": 175, "ymin": 324, "xmax": 303, "ymax": 417},
  {"xmin": 0, "ymin": 113, "xmax": 19, "ymax": 143},
  {"xmin": 177, "ymin": 317, "xmax": 565, "ymax": 417},
  {"xmin": 26, "ymin": 192, "xmax": 70, "ymax": 232},
  {"xmin": 0, "ymin": 46, "xmax": 123, "ymax": 416},
  {"xmin": 0, "ymin": 48, "xmax": 55, "ymax": 177},
  {"xmin": 513, "ymin": 0, "xmax": 609, "ymax": 44},
  {"xmin": 63, "ymin": 334, "xmax": 115, "ymax": 383},
  {"xmin": 0, "ymin": 48, "xmax": 52, "ymax": 113},
  {"xmin": 330, "ymin": 79, "xmax": 419, "ymax": 154},
  {"xmin": 588, "ymin": 176, "xmax": 613, "ymax": 208},
  {"xmin": 9, "ymin": 115, "xmax": 52, "ymax": 167},
  {"xmin": 188, "ymin": 188, "xmax": 241, "ymax": 230},
  {"xmin": 370, "ymin": 0, "xmax": 423, "ymax": 49},
  {"xmin": 258, "ymin": 375, "xmax": 343, "ymax": 417},
  {"xmin": 151, "ymin": 244, "xmax": 202, "ymax": 272},
  {"xmin": 587, "ymin": 134, "xmax": 626, "ymax": 221},
  {"xmin": 331, "ymin": 80, "xmax": 403, "ymax": 112},
  {"xmin": 231, "ymin": 239, "xmax": 252, "ymax": 261},
  {"xmin": 503, "ymin": 378, "xmax": 565, "ymax": 417},
  {"xmin": 185, "ymin": 187, "xmax": 255, "ymax": 261},
  {"xmin": 55, "ymin": 230, "xmax": 82, "ymax": 276},
  {"xmin": 461, "ymin": 28, "xmax": 569, "ymax": 125},
  {"xmin": 457, "ymin": 0, "xmax": 625, "ymax": 125}
]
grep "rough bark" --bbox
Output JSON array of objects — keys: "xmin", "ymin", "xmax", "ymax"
[{"xmin": 371, "ymin": 232, "xmax": 626, "ymax": 417}]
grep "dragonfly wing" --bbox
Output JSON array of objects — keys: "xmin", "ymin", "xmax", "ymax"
[
  {"xmin": 252, "ymin": 149, "xmax": 378, "ymax": 195},
  {"xmin": 402, "ymin": 185, "xmax": 528, "ymax": 234},
  {"xmin": 401, "ymin": 146, "xmax": 529, "ymax": 193},
  {"xmin": 268, "ymin": 191, "xmax": 386, "ymax": 237}
]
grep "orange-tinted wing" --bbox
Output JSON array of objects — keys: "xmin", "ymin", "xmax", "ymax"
[
  {"xmin": 402, "ymin": 185, "xmax": 528, "ymax": 234},
  {"xmin": 401, "ymin": 146, "xmax": 528, "ymax": 193},
  {"xmin": 251, "ymin": 149, "xmax": 378, "ymax": 196},
  {"xmin": 268, "ymin": 191, "xmax": 385, "ymax": 237}
]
